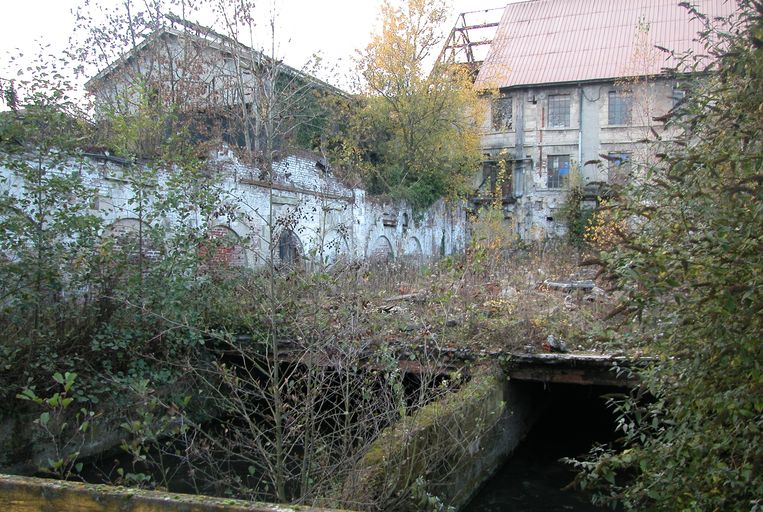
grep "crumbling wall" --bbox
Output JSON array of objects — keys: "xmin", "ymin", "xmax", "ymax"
[{"xmin": 0, "ymin": 148, "xmax": 466, "ymax": 268}]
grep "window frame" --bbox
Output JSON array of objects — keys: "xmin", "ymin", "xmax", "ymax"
[
  {"xmin": 547, "ymin": 154, "xmax": 571, "ymax": 189},
  {"xmin": 608, "ymin": 90, "xmax": 632, "ymax": 125},
  {"xmin": 482, "ymin": 158, "xmax": 513, "ymax": 198},
  {"xmin": 491, "ymin": 95, "xmax": 513, "ymax": 131},
  {"xmin": 547, "ymin": 94, "xmax": 571, "ymax": 128},
  {"xmin": 607, "ymin": 151, "xmax": 632, "ymax": 184}
]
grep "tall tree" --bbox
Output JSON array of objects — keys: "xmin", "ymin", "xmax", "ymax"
[
  {"xmin": 572, "ymin": 2, "xmax": 763, "ymax": 510},
  {"xmin": 342, "ymin": 0, "xmax": 482, "ymax": 210}
]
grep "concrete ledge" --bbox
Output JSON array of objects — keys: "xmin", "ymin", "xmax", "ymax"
[
  {"xmin": 0, "ymin": 474, "xmax": 349, "ymax": 512},
  {"xmin": 504, "ymin": 352, "xmax": 646, "ymax": 386}
]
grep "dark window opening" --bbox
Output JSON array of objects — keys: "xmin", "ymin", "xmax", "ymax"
[
  {"xmin": 482, "ymin": 159, "xmax": 514, "ymax": 200},
  {"xmin": 278, "ymin": 229, "xmax": 301, "ymax": 267}
]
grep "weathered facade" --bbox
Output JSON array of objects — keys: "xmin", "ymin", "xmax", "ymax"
[
  {"xmin": 471, "ymin": 0, "xmax": 737, "ymax": 239},
  {"xmin": 0, "ymin": 149, "xmax": 465, "ymax": 268},
  {"xmin": 73, "ymin": 15, "xmax": 466, "ymax": 265}
]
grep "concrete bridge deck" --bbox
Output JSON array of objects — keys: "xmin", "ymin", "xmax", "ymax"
[{"xmin": 502, "ymin": 352, "xmax": 644, "ymax": 387}]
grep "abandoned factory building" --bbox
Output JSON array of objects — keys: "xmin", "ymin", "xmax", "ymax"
[
  {"xmin": 466, "ymin": 0, "xmax": 736, "ymax": 239},
  {"xmin": 2, "ymin": 1, "xmax": 739, "ymax": 266}
]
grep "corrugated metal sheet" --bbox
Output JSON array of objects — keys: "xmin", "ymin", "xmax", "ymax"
[{"xmin": 475, "ymin": 0, "xmax": 739, "ymax": 89}]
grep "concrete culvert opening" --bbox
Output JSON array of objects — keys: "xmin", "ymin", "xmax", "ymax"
[{"xmin": 464, "ymin": 381, "xmax": 625, "ymax": 512}]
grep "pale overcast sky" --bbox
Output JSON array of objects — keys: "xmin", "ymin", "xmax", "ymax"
[{"xmin": 0, "ymin": 0, "xmax": 512, "ymax": 93}]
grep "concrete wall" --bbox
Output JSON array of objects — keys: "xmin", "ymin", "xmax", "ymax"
[
  {"xmin": 0, "ymin": 148, "xmax": 466, "ymax": 268},
  {"xmin": 0, "ymin": 473, "xmax": 350, "ymax": 512},
  {"xmin": 479, "ymin": 78, "xmax": 681, "ymax": 239},
  {"xmin": 341, "ymin": 365, "xmax": 542, "ymax": 511}
]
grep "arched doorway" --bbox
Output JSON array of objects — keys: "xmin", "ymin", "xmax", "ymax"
[{"xmin": 278, "ymin": 229, "xmax": 303, "ymax": 268}]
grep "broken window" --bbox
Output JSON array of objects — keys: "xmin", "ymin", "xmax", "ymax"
[
  {"xmin": 491, "ymin": 96, "xmax": 512, "ymax": 131},
  {"xmin": 672, "ymin": 87, "xmax": 686, "ymax": 108},
  {"xmin": 547, "ymin": 154, "xmax": 570, "ymax": 189},
  {"xmin": 608, "ymin": 91, "xmax": 632, "ymax": 125},
  {"xmin": 482, "ymin": 158, "xmax": 513, "ymax": 198},
  {"xmin": 547, "ymin": 94, "xmax": 570, "ymax": 128},
  {"xmin": 607, "ymin": 151, "xmax": 631, "ymax": 185}
]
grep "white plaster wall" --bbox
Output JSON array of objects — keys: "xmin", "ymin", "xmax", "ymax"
[{"xmin": 0, "ymin": 149, "xmax": 466, "ymax": 268}]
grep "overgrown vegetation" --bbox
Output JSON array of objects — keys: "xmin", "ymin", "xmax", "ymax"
[
  {"xmin": 569, "ymin": 2, "xmax": 763, "ymax": 510},
  {"xmin": 3, "ymin": 0, "xmax": 761, "ymax": 510},
  {"xmin": 0, "ymin": 2, "xmax": 494, "ymax": 510},
  {"xmin": 329, "ymin": 0, "xmax": 483, "ymax": 211}
]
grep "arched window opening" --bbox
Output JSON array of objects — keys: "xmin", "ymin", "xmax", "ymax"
[
  {"xmin": 278, "ymin": 229, "xmax": 302, "ymax": 268},
  {"xmin": 209, "ymin": 225, "xmax": 247, "ymax": 268}
]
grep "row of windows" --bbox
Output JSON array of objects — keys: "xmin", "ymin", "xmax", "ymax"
[
  {"xmin": 490, "ymin": 91, "xmax": 633, "ymax": 130},
  {"xmin": 544, "ymin": 152, "xmax": 631, "ymax": 188}
]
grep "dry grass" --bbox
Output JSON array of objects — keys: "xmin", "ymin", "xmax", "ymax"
[{"xmin": 295, "ymin": 241, "xmax": 623, "ymax": 359}]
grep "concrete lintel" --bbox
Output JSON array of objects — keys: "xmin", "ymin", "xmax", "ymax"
[{"xmin": 504, "ymin": 352, "xmax": 646, "ymax": 387}]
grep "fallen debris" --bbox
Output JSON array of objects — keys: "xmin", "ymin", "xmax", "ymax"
[{"xmin": 543, "ymin": 279, "xmax": 596, "ymax": 291}]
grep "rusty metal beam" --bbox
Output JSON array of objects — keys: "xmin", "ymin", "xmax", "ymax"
[
  {"xmin": 445, "ymin": 40, "xmax": 494, "ymax": 50},
  {"xmin": 454, "ymin": 22, "xmax": 500, "ymax": 31}
]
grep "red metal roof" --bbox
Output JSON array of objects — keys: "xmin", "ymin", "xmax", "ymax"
[{"xmin": 474, "ymin": 0, "xmax": 740, "ymax": 89}]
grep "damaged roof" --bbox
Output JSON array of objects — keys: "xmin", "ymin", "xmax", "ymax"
[{"xmin": 474, "ymin": 0, "xmax": 740, "ymax": 90}]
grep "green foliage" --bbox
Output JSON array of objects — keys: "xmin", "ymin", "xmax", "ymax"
[
  {"xmin": 0, "ymin": 76, "xmax": 235, "ymax": 416},
  {"xmin": 17, "ymin": 372, "xmax": 95, "ymax": 479},
  {"xmin": 574, "ymin": 3, "xmax": 763, "ymax": 510},
  {"xmin": 558, "ymin": 171, "xmax": 595, "ymax": 248},
  {"xmin": 333, "ymin": 0, "xmax": 483, "ymax": 211}
]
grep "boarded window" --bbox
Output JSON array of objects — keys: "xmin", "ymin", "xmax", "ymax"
[
  {"xmin": 104, "ymin": 219, "xmax": 160, "ymax": 262},
  {"xmin": 608, "ymin": 91, "xmax": 632, "ymax": 125},
  {"xmin": 548, "ymin": 94, "xmax": 570, "ymax": 128},
  {"xmin": 547, "ymin": 154, "xmax": 570, "ymax": 188},
  {"xmin": 608, "ymin": 152, "xmax": 631, "ymax": 185},
  {"xmin": 491, "ymin": 96, "xmax": 512, "ymax": 131},
  {"xmin": 209, "ymin": 226, "xmax": 247, "ymax": 267}
]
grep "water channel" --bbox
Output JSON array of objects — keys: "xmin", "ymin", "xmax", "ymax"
[{"xmin": 463, "ymin": 383, "xmax": 622, "ymax": 512}]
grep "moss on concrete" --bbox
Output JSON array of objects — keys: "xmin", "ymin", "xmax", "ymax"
[
  {"xmin": 0, "ymin": 473, "xmax": 353, "ymax": 512},
  {"xmin": 340, "ymin": 363, "xmax": 520, "ymax": 511}
]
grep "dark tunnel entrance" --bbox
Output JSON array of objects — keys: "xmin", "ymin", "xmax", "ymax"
[{"xmin": 464, "ymin": 381, "xmax": 625, "ymax": 512}]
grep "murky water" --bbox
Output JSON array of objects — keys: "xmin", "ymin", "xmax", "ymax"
[
  {"xmin": 463, "ymin": 383, "xmax": 620, "ymax": 512},
  {"xmin": 462, "ymin": 443, "xmax": 603, "ymax": 512}
]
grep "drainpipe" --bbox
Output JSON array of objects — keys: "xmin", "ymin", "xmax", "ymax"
[{"xmin": 578, "ymin": 84, "xmax": 583, "ymax": 170}]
